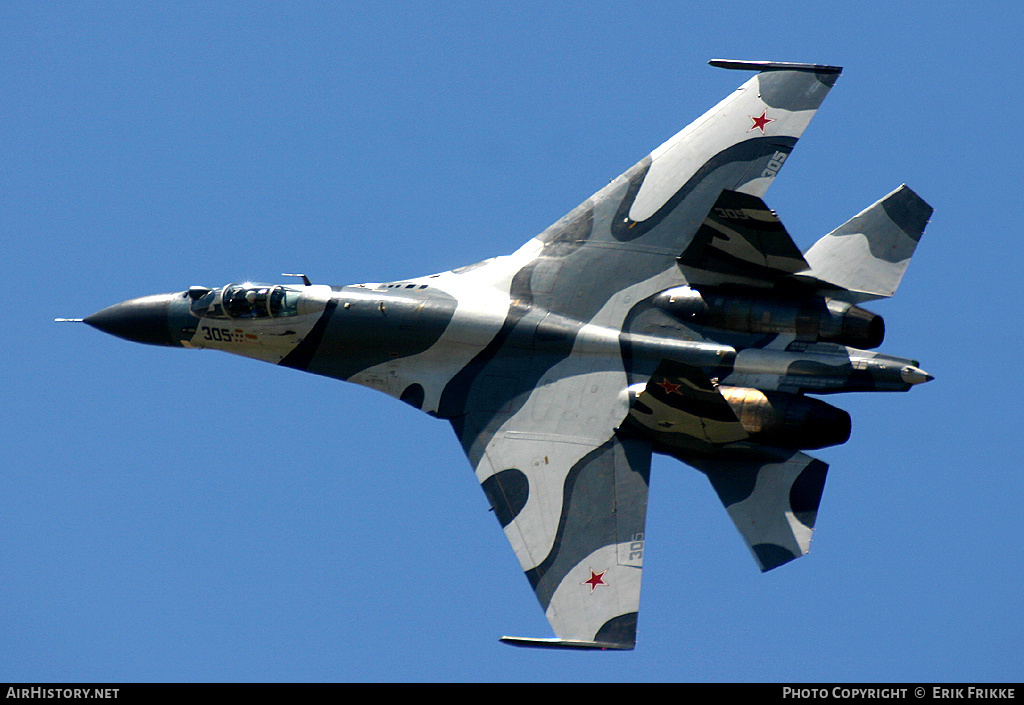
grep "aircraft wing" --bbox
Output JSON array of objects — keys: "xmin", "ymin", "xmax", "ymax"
[
  {"xmin": 450, "ymin": 353, "xmax": 652, "ymax": 650},
  {"xmin": 436, "ymin": 62, "xmax": 844, "ymax": 648},
  {"xmin": 517, "ymin": 60, "xmax": 842, "ymax": 325}
]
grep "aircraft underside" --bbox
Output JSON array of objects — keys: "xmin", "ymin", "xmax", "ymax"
[{"xmin": 77, "ymin": 59, "xmax": 932, "ymax": 650}]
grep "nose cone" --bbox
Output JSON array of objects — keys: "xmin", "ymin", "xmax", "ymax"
[{"xmin": 85, "ymin": 293, "xmax": 185, "ymax": 346}]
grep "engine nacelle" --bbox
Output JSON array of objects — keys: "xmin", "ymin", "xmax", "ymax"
[
  {"xmin": 655, "ymin": 286, "xmax": 884, "ymax": 349},
  {"xmin": 718, "ymin": 386, "xmax": 852, "ymax": 450}
]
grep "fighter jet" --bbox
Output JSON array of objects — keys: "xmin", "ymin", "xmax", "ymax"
[{"xmin": 78, "ymin": 60, "xmax": 932, "ymax": 650}]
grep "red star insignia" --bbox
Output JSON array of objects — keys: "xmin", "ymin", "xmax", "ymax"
[
  {"xmin": 583, "ymin": 569, "xmax": 608, "ymax": 593},
  {"xmin": 656, "ymin": 378, "xmax": 682, "ymax": 395},
  {"xmin": 748, "ymin": 110, "xmax": 774, "ymax": 133}
]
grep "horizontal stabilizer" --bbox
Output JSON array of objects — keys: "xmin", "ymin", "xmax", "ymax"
[
  {"xmin": 803, "ymin": 185, "xmax": 932, "ymax": 302},
  {"xmin": 500, "ymin": 636, "xmax": 634, "ymax": 651},
  {"xmin": 687, "ymin": 448, "xmax": 829, "ymax": 571}
]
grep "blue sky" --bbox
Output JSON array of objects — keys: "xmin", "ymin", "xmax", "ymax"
[{"xmin": 3, "ymin": 1, "xmax": 1021, "ymax": 682}]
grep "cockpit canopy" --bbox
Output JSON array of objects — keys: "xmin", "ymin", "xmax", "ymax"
[{"xmin": 189, "ymin": 283, "xmax": 301, "ymax": 319}]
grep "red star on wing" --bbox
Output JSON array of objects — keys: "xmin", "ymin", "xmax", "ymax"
[
  {"xmin": 583, "ymin": 569, "xmax": 608, "ymax": 593},
  {"xmin": 656, "ymin": 378, "xmax": 682, "ymax": 395},
  {"xmin": 748, "ymin": 110, "xmax": 774, "ymax": 133}
]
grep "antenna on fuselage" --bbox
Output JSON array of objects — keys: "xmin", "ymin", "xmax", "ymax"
[{"xmin": 282, "ymin": 273, "xmax": 312, "ymax": 286}]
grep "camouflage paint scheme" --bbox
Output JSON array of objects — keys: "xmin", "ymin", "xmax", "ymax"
[{"xmin": 82, "ymin": 60, "xmax": 933, "ymax": 650}]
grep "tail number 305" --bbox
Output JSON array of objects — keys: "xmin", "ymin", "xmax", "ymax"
[{"xmin": 201, "ymin": 326, "xmax": 242, "ymax": 343}]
